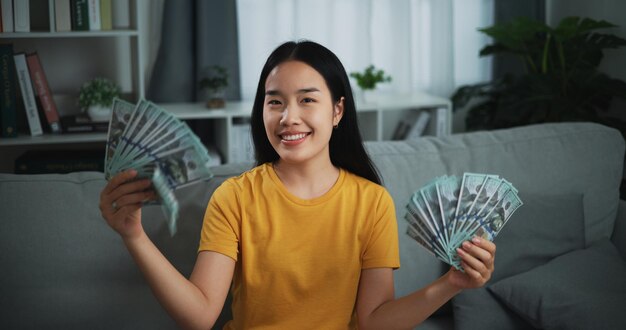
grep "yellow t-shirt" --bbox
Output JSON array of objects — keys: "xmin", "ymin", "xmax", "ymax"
[{"xmin": 199, "ymin": 163, "xmax": 400, "ymax": 329}]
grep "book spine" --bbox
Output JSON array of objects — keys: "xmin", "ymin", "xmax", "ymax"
[
  {"xmin": 26, "ymin": 52, "xmax": 61, "ymax": 134},
  {"xmin": 1, "ymin": 0, "xmax": 13, "ymax": 33},
  {"xmin": 99, "ymin": 0, "xmax": 111, "ymax": 30},
  {"xmin": 48, "ymin": 0, "xmax": 55, "ymax": 31},
  {"xmin": 435, "ymin": 107, "xmax": 449, "ymax": 137},
  {"xmin": 13, "ymin": 53, "xmax": 43, "ymax": 136},
  {"xmin": 87, "ymin": 0, "xmax": 100, "ymax": 31},
  {"xmin": 406, "ymin": 111, "xmax": 431, "ymax": 140},
  {"xmin": 0, "ymin": 43, "xmax": 17, "ymax": 137},
  {"xmin": 13, "ymin": 0, "xmax": 29, "ymax": 32},
  {"xmin": 55, "ymin": 0, "xmax": 72, "ymax": 32},
  {"xmin": 111, "ymin": 0, "xmax": 129, "ymax": 29},
  {"xmin": 71, "ymin": 0, "xmax": 89, "ymax": 31}
]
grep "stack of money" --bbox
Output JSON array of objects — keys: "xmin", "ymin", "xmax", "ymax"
[
  {"xmin": 105, "ymin": 98, "xmax": 214, "ymax": 235},
  {"xmin": 405, "ymin": 173, "xmax": 523, "ymax": 271}
]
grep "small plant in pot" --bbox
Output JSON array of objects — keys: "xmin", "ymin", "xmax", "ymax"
[
  {"xmin": 350, "ymin": 65, "xmax": 392, "ymax": 102},
  {"xmin": 78, "ymin": 77, "xmax": 121, "ymax": 122},
  {"xmin": 199, "ymin": 65, "xmax": 229, "ymax": 109}
]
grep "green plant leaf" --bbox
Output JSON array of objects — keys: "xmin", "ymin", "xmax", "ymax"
[{"xmin": 458, "ymin": 15, "xmax": 626, "ymax": 139}]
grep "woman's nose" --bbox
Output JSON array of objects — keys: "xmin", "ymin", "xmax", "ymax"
[{"xmin": 280, "ymin": 106, "xmax": 301, "ymax": 126}]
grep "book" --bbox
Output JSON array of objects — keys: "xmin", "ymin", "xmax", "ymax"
[
  {"xmin": 26, "ymin": 52, "xmax": 62, "ymax": 134},
  {"xmin": 111, "ymin": 0, "xmax": 129, "ymax": 29},
  {"xmin": 29, "ymin": 0, "xmax": 52, "ymax": 32},
  {"xmin": 230, "ymin": 118, "xmax": 254, "ymax": 163},
  {"xmin": 13, "ymin": 0, "xmax": 30, "ymax": 32},
  {"xmin": 15, "ymin": 149, "xmax": 105, "ymax": 174},
  {"xmin": 99, "ymin": 0, "xmax": 111, "ymax": 30},
  {"xmin": 55, "ymin": 0, "xmax": 72, "ymax": 32},
  {"xmin": 405, "ymin": 111, "xmax": 431, "ymax": 140},
  {"xmin": 391, "ymin": 120, "xmax": 410, "ymax": 140},
  {"xmin": 0, "ymin": 43, "xmax": 18, "ymax": 137},
  {"xmin": 71, "ymin": 0, "xmax": 89, "ymax": 31},
  {"xmin": 14, "ymin": 53, "xmax": 43, "ymax": 136},
  {"xmin": 1, "ymin": 0, "xmax": 13, "ymax": 33},
  {"xmin": 60, "ymin": 114, "xmax": 108, "ymax": 133},
  {"xmin": 87, "ymin": 0, "xmax": 100, "ymax": 31},
  {"xmin": 435, "ymin": 107, "xmax": 449, "ymax": 137}
]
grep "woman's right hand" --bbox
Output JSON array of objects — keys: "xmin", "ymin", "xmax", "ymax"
[{"xmin": 99, "ymin": 169, "xmax": 156, "ymax": 240}]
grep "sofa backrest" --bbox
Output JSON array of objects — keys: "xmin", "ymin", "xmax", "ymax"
[{"xmin": 0, "ymin": 122, "xmax": 623, "ymax": 328}]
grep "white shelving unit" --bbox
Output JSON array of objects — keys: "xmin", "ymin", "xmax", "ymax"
[
  {"xmin": 160, "ymin": 91, "xmax": 452, "ymax": 163},
  {"xmin": 0, "ymin": 0, "xmax": 143, "ymax": 173},
  {"xmin": 0, "ymin": 91, "xmax": 451, "ymax": 168}
]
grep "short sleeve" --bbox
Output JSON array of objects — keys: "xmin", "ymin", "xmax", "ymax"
[
  {"xmin": 198, "ymin": 180, "xmax": 241, "ymax": 261},
  {"xmin": 362, "ymin": 189, "xmax": 400, "ymax": 269}
]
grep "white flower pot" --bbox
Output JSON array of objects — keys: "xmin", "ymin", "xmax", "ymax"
[{"xmin": 87, "ymin": 105, "xmax": 112, "ymax": 122}]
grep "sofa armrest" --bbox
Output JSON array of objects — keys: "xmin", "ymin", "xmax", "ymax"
[{"xmin": 611, "ymin": 199, "xmax": 626, "ymax": 261}]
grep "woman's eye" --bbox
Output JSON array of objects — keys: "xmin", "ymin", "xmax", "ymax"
[
  {"xmin": 302, "ymin": 98, "xmax": 315, "ymax": 103},
  {"xmin": 267, "ymin": 100, "xmax": 281, "ymax": 105}
]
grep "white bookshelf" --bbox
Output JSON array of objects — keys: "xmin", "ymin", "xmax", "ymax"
[
  {"xmin": 0, "ymin": 0, "xmax": 143, "ymax": 173},
  {"xmin": 0, "ymin": 91, "xmax": 451, "ymax": 169},
  {"xmin": 160, "ymin": 91, "xmax": 452, "ymax": 163}
]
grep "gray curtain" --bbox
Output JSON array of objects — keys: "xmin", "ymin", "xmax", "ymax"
[
  {"xmin": 492, "ymin": 0, "xmax": 546, "ymax": 79},
  {"xmin": 147, "ymin": 0, "xmax": 241, "ymax": 102}
]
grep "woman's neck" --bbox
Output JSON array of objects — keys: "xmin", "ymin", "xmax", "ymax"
[{"xmin": 272, "ymin": 159, "xmax": 340, "ymax": 200}]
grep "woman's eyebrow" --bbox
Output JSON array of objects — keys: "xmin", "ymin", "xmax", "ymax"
[
  {"xmin": 265, "ymin": 87, "xmax": 321, "ymax": 96},
  {"xmin": 297, "ymin": 87, "xmax": 320, "ymax": 94}
]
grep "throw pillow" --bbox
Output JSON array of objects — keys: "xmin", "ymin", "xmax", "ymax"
[
  {"xmin": 452, "ymin": 193, "xmax": 585, "ymax": 329},
  {"xmin": 488, "ymin": 239, "xmax": 626, "ymax": 330}
]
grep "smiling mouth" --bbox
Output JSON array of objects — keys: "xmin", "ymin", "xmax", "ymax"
[{"xmin": 280, "ymin": 133, "xmax": 309, "ymax": 141}]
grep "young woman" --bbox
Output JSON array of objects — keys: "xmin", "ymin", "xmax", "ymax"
[{"xmin": 99, "ymin": 40, "xmax": 496, "ymax": 329}]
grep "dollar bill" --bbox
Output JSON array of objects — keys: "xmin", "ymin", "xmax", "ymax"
[
  {"xmin": 420, "ymin": 180, "xmax": 449, "ymax": 247},
  {"xmin": 152, "ymin": 166, "xmax": 179, "ymax": 234},
  {"xmin": 436, "ymin": 175, "xmax": 460, "ymax": 241},
  {"xmin": 104, "ymin": 99, "xmax": 214, "ymax": 235},
  {"xmin": 105, "ymin": 98, "xmax": 137, "ymax": 179},
  {"xmin": 404, "ymin": 172, "xmax": 523, "ymax": 272}
]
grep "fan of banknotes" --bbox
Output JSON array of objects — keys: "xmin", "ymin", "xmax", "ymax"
[
  {"xmin": 405, "ymin": 173, "xmax": 523, "ymax": 271},
  {"xmin": 104, "ymin": 98, "xmax": 214, "ymax": 235}
]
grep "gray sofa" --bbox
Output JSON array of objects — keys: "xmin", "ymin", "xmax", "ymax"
[{"xmin": 1, "ymin": 122, "xmax": 626, "ymax": 329}]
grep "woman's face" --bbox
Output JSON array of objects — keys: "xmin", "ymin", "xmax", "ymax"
[{"xmin": 262, "ymin": 60, "xmax": 343, "ymax": 166}]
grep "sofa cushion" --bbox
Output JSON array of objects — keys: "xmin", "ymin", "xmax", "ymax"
[
  {"xmin": 0, "ymin": 168, "xmax": 245, "ymax": 329},
  {"xmin": 451, "ymin": 192, "xmax": 585, "ymax": 328},
  {"xmin": 488, "ymin": 239, "xmax": 626, "ymax": 329},
  {"xmin": 452, "ymin": 287, "xmax": 529, "ymax": 330},
  {"xmin": 490, "ymin": 192, "xmax": 585, "ymax": 281}
]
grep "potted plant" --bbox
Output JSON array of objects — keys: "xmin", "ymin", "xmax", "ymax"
[
  {"xmin": 199, "ymin": 65, "xmax": 229, "ymax": 108},
  {"xmin": 78, "ymin": 77, "xmax": 121, "ymax": 122},
  {"xmin": 350, "ymin": 65, "xmax": 392, "ymax": 102},
  {"xmin": 452, "ymin": 16, "xmax": 626, "ymax": 135}
]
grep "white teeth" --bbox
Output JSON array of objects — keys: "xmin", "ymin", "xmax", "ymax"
[{"xmin": 282, "ymin": 133, "xmax": 307, "ymax": 141}]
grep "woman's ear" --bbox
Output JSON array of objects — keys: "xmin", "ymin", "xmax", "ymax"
[{"xmin": 333, "ymin": 97, "xmax": 345, "ymax": 127}]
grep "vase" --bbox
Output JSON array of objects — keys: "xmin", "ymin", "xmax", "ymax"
[
  {"xmin": 361, "ymin": 89, "xmax": 378, "ymax": 104},
  {"xmin": 204, "ymin": 89, "xmax": 226, "ymax": 109},
  {"xmin": 87, "ymin": 105, "xmax": 112, "ymax": 122}
]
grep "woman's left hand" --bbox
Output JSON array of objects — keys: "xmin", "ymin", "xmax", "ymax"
[{"xmin": 446, "ymin": 236, "xmax": 496, "ymax": 290}]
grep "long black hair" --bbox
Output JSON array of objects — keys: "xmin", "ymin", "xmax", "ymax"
[{"xmin": 250, "ymin": 40, "xmax": 382, "ymax": 185}]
